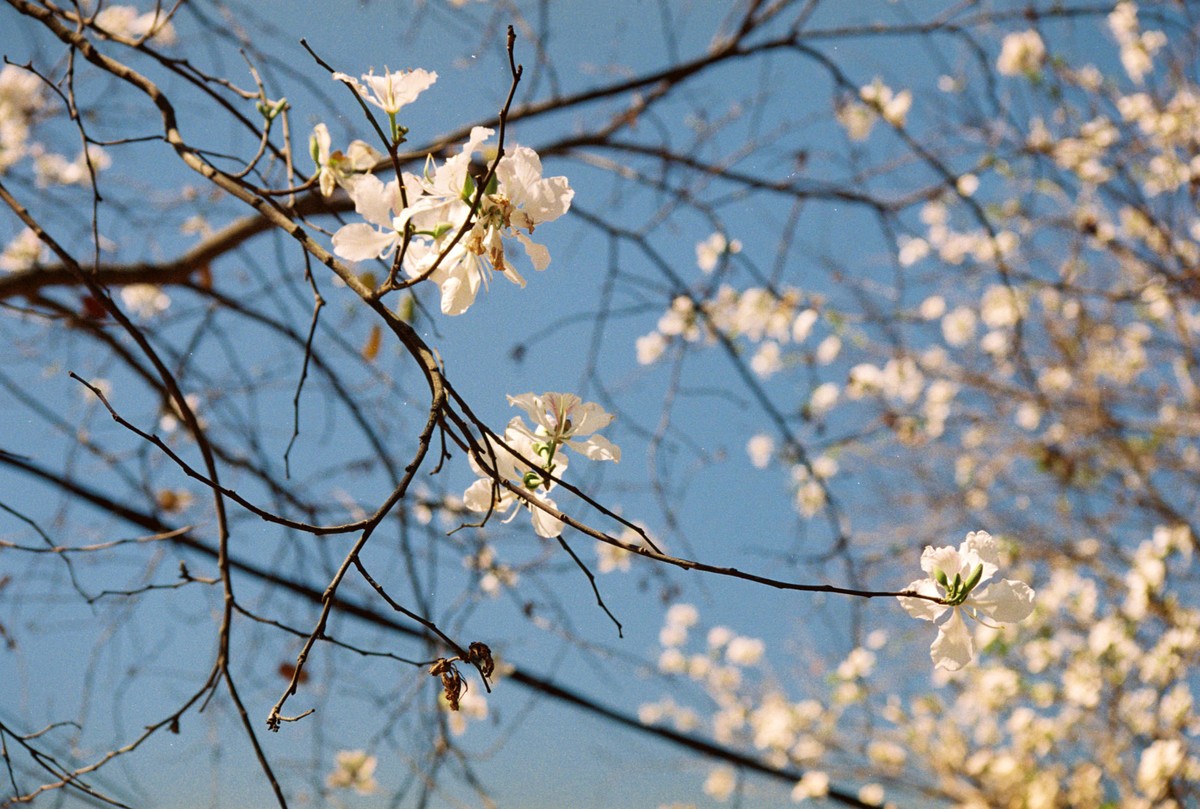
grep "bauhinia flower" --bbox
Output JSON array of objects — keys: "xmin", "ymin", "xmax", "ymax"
[
  {"xmin": 898, "ymin": 530, "xmax": 1035, "ymax": 670},
  {"xmin": 463, "ymin": 393, "xmax": 619, "ymax": 538},
  {"xmin": 463, "ymin": 418, "xmax": 570, "ymax": 539},
  {"xmin": 309, "ymin": 123, "xmax": 381, "ymax": 197},
  {"xmin": 329, "ymin": 123, "xmax": 573, "ymax": 316},
  {"xmin": 332, "ymin": 67, "xmax": 437, "ymax": 116},
  {"xmin": 330, "ymin": 172, "xmax": 422, "ymax": 262},
  {"xmin": 332, "ymin": 67, "xmax": 437, "ymax": 144},
  {"xmin": 505, "ymin": 392, "xmax": 620, "ymax": 462},
  {"xmin": 396, "ymin": 127, "xmax": 574, "ymax": 314}
]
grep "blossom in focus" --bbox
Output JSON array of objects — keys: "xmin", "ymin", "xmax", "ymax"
[
  {"xmin": 332, "ymin": 67, "xmax": 437, "ymax": 116},
  {"xmin": 505, "ymin": 392, "xmax": 620, "ymax": 462},
  {"xmin": 395, "ymin": 128, "xmax": 574, "ymax": 314},
  {"xmin": 331, "ymin": 172, "xmax": 421, "ymax": 262},
  {"xmin": 462, "ymin": 418, "xmax": 569, "ymax": 538},
  {"xmin": 309, "ymin": 123, "xmax": 382, "ymax": 197},
  {"xmin": 899, "ymin": 530, "xmax": 1035, "ymax": 670},
  {"xmin": 325, "ymin": 749, "xmax": 378, "ymax": 795}
]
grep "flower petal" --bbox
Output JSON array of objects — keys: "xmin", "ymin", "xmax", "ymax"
[
  {"xmin": 438, "ymin": 259, "xmax": 482, "ymax": 316},
  {"xmin": 332, "ymin": 223, "xmax": 397, "ymax": 262},
  {"xmin": 463, "ymin": 478, "xmax": 503, "ymax": 514},
  {"xmin": 971, "ymin": 578, "xmax": 1035, "ymax": 623},
  {"xmin": 565, "ymin": 434, "xmax": 621, "ymax": 462},
  {"xmin": 528, "ymin": 494, "xmax": 564, "ymax": 538},
  {"xmin": 961, "ymin": 530, "xmax": 1000, "ymax": 583},
  {"xmin": 566, "ymin": 399, "xmax": 615, "ymax": 436},
  {"xmin": 515, "ymin": 231, "xmax": 550, "ymax": 272},
  {"xmin": 921, "ymin": 544, "xmax": 962, "ymax": 578},
  {"xmin": 345, "ymin": 174, "xmax": 397, "ymax": 230},
  {"xmin": 898, "ymin": 578, "xmax": 947, "ymax": 622},
  {"xmin": 930, "ymin": 607, "xmax": 974, "ymax": 670}
]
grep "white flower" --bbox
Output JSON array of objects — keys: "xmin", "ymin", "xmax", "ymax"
[
  {"xmin": 696, "ymin": 232, "xmax": 741, "ymax": 273},
  {"xmin": 309, "ymin": 123, "xmax": 381, "ymax": 197},
  {"xmin": 815, "ymin": 335, "xmax": 841, "ymax": 364},
  {"xmin": 809, "ymin": 382, "xmax": 839, "ymax": 416},
  {"xmin": 464, "ymin": 393, "xmax": 617, "ymax": 538},
  {"xmin": 326, "ymin": 749, "xmax": 378, "ymax": 795},
  {"xmin": 750, "ymin": 341, "xmax": 783, "ymax": 378},
  {"xmin": 33, "ymin": 145, "xmax": 110, "ymax": 187},
  {"xmin": 859, "ymin": 77, "xmax": 911, "ymax": 127},
  {"xmin": 665, "ymin": 603, "xmax": 698, "ymax": 629},
  {"xmin": 505, "ymin": 392, "xmax": 620, "ymax": 462},
  {"xmin": 636, "ymin": 332, "xmax": 668, "ymax": 365},
  {"xmin": 996, "ymin": 30, "xmax": 1046, "ymax": 76},
  {"xmin": 0, "ymin": 227, "xmax": 46, "ymax": 272},
  {"xmin": 899, "ymin": 530, "xmax": 1035, "ymax": 670},
  {"xmin": 746, "ymin": 434, "xmax": 774, "ymax": 469},
  {"xmin": 332, "ymin": 67, "xmax": 436, "ymax": 116},
  {"xmin": 597, "ymin": 525, "xmax": 654, "ymax": 573},
  {"xmin": 94, "ymin": 5, "xmax": 177, "ymax": 44},
  {"xmin": 791, "ymin": 770, "xmax": 829, "ymax": 802},
  {"xmin": 836, "ymin": 100, "xmax": 876, "ymax": 141},
  {"xmin": 463, "ymin": 418, "xmax": 568, "ymax": 539},
  {"xmin": 725, "ymin": 636, "xmax": 764, "ymax": 666},
  {"xmin": 703, "ymin": 765, "xmax": 737, "ymax": 801},
  {"xmin": 395, "ymin": 128, "xmax": 573, "ymax": 315},
  {"xmin": 330, "ymin": 172, "xmax": 419, "ymax": 262},
  {"xmin": 121, "ymin": 284, "xmax": 170, "ymax": 319}
]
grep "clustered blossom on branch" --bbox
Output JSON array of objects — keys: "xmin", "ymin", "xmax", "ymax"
[
  {"xmin": 319, "ymin": 69, "xmax": 573, "ymax": 315},
  {"xmin": 463, "ymin": 393, "xmax": 619, "ymax": 538}
]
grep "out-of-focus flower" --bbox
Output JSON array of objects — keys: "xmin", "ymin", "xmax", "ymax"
[
  {"xmin": 860, "ymin": 77, "xmax": 912, "ymax": 127},
  {"xmin": 325, "ymin": 749, "xmax": 378, "ymax": 795},
  {"xmin": 0, "ymin": 228, "xmax": 46, "ymax": 272},
  {"xmin": 696, "ymin": 232, "xmax": 742, "ymax": 273},
  {"xmin": 94, "ymin": 5, "xmax": 177, "ymax": 44},
  {"xmin": 121, "ymin": 284, "xmax": 170, "ymax": 319},
  {"xmin": 997, "ymin": 30, "xmax": 1046, "ymax": 76}
]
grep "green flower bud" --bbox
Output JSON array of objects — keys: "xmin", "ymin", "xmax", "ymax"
[{"xmin": 962, "ymin": 563, "xmax": 984, "ymax": 595}]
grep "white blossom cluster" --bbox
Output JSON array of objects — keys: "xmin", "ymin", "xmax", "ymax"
[{"xmin": 321, "ymin": 69, "xmax": 573, "ymax": 316}]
